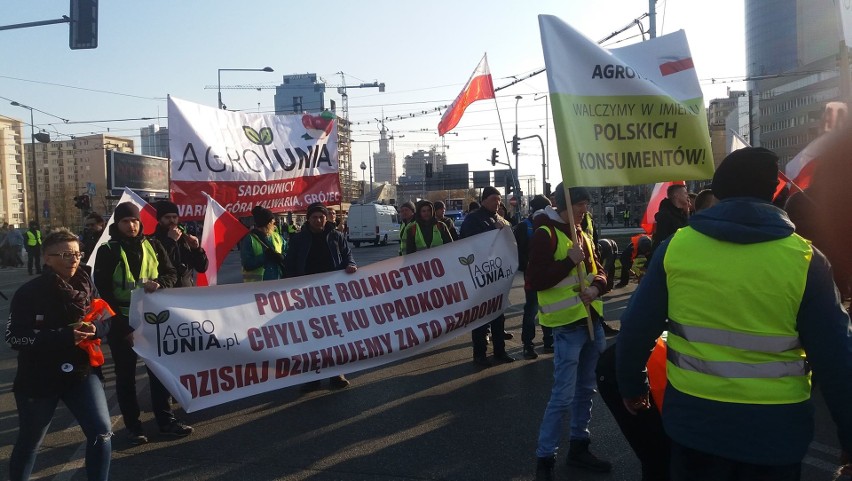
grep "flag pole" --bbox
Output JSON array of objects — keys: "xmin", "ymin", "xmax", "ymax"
[{"xmin": 560, "ymin": 185, "xmax": 596, "ymax": 340}]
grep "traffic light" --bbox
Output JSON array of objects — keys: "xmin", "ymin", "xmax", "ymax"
[
  {"xmin": 490, "ymin": 148, "xmax": 499, "ymax": 166},
  {"xmin": 511, "ymin": 135, "xmax": 519, "ymax": 155},
  {"xmin": 545, "ymin": 182, "xmax": 552, "ymax": 196},
  {"xmin": 81, "ymin": 194, "xmax": 90, "ymax": 211},
  {"xmin": 425, "ymin": 162, "xmax": 433, "ymax": 178},
  {"xmin": 73, "ymin": 195, "xmax": 84, "ymax": 209},
  {"xmin": 69, "ymin": 0, "xmax": 99, "ymax": 50},
  {"xmin": 505, "ymin": 174, "xmax": 513, "ymax": 194}
]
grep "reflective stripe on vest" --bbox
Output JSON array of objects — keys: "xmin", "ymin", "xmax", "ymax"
[
  {"xmin": 668, "ymin": 319, "xmax": 802, "ymax": 353},
  {"xmin": 667, "ymin": 349, "xmax": 807, "ymax": 379},
  {"xmin": 664, "ymin": 227, "xmax": 812, "ymax": 405},
  {"xmin": 536, "ymin": 226, "xmax": 602, "ymax": 327},
  {"xmin": 111, "ymin": 240, "xmax": 159, "ymax": 317},
  {"xmin": 242, "ymin": 232, "xmax": 283, "ymax": 283}
]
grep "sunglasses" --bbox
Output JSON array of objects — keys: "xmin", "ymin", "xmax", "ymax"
[{"xmin": 48, "ymin": 252, "xmax": 83, "ymax": 260}]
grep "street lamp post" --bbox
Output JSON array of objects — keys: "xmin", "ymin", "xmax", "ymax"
[
  {"xmin": 217, "ymin": 66, "xmax": 274, "ymax": 110},
  {"xmin": 513, "ymin": 95, "xmax": 522, "ymax": 222},
  {"xmin": 11, "ymin": 101, "xmax": 51, "ymax": 226},
  {"xmin": 534, "ymin": 94, "xmax": 549, "ymax": 195},
  {"xmin": 359, "ymin": 161, "xmax": 367, "ymax": 200}
]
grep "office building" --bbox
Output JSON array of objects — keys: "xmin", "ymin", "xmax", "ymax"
[
  {"xmin": 0, "ymin": 115, "xmax": 28, "ymax": 227},
  {"xmin": 274, "ymin": 73, "xmax": 326, "ymax": 114},
  {"xmin": 744, "ymin": 0, "xmax": 845, "ymax": 163},
  {"xmin": 372, "ymin": 127, "xmax": 397, "ymax": 184},
  {"xmin": 140, "ymin": 124, "xmax": 170, "ymax": 158},
  {"xmin": 25, "ymin": 134, "xmax": 133, "ymax": 229}
]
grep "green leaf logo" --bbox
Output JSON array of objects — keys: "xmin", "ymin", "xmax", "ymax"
[
  {"xmin": 243, "ymin": 126, "xmax": 262, "ymax": 145},
  {"xmin": 458, "ymin": 254, "xmax": 475, "ymax": 266},
  {"xmin": 144, "ymin": 310, "xmax": 170, "ymax": 325},
  {"xmin": 259, "ymin": 127, "xmax": 273, "ymax": 145}
]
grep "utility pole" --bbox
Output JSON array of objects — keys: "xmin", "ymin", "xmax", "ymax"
[{"xmin": 648, "ymin": 0, "xmax": 656, "ymax": 39}]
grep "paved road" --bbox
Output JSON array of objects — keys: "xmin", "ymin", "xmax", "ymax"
[{"xmin": 0, "ymin": 244, "xmax": 846, "ymax": 480}]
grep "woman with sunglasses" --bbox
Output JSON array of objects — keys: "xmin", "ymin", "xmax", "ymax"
[{"xmin": 6, "ymin": 228, "xmax": 112, "ymax": 481}]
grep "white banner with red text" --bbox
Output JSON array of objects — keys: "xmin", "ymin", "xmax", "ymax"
[
  {"xmin": 167, "ymin": 96, "xmax": 341, "ymax": 221},
  {"xmin": 129, "ymin": 229, "xmax": 517, "ymax": 412}
]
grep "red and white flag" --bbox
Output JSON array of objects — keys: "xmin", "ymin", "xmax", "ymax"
[
  {"xmin": 437, "ymin": 54, "xmax": 495, "ymax": 136},
  {"xmin": 640, "ymin": 181, "xmax": 684, "ymax": 235},
  {"xmin": 784, "ymin": 134, "xmax": 832, "ymax": 192},
  {"xmin": 86, "ymin": 187, "xmax": 158, "ymax": 268},
  {"xmin": 197, "ymin": 192, "xmax": 249, "ymax": 287}
]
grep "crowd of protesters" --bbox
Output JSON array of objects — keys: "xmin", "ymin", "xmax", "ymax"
[{"xmin": 5, "ymin": 143, "xmax": 852, "ymax": 480}]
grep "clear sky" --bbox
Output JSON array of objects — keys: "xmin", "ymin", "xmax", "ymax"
[{"xmin": 0, "ymin": 0, "xmax": 745, "ymax": 195}]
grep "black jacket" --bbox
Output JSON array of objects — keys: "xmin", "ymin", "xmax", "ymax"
[
  {"xmin": 284, "ymin": 223, "xmax": 355, "ymax": 277},
  {"xmin": 5, "ymin": 265, "xmax": 104, "ymax": 397},
  {"xmin": 459, "ymin": 207, "xmax": 507, "ymax": 239},
  {"xmin": 151, "ymin": 224, "xmax": 209, "ymax": 287},
  {"xmin": 651, "ymin": 198, "xmax": 688, "ymax": 254},
  {"xmin": 93, "ymin": 223, "xmax": 177, "ymax": 338}
]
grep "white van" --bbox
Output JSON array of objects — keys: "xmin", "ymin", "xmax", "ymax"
[{"xmin": 347, "ymin": 203, "xmax": 400, "ymax": 247}]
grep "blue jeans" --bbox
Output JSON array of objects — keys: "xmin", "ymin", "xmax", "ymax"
[
  {"xmin": 10, "ymin": 374, "xmax": 112, "ymax": 481},
  {"xmin": 536, "ymin": 321, "xmax": 606, "ymax": 458}
]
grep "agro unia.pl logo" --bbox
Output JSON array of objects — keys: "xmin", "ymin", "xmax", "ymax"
[
  {"xmin": 144, "ymin": 310, "xmax": 240, "ymax": 357},
  {"xmin": 458, "ymin": 253, "xmax": 513, "ymax": 289}
]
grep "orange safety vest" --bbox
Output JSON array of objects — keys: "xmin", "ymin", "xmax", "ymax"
[{"xmin": 646, "ymin": 337, "xmax": 668, "ymax": 413}]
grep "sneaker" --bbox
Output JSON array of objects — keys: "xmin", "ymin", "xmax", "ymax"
[
  {"xmin": 536, "ymin": 455, "xmax": 556, "ymax": 481},
  {"xmin": 523, "ymin": 346, "xmax": 539, "ymax": 360},
  {"xmin": 127, "ymin": 428, "xmax": 148, "ymax": 445},
  {"xmin": 567, "ymin": 439, "xmax": 612, "ymax": 473},
  {"xmin": 159, "ymin": 420, "xmax": 193, "ymax": 437},
  {"xmin": 473, "ymin": 356, "xmax": 494, "ymax": 368},
  {"xmin": 329, "ymin": 374, "xmax": 350, "ymax": 390},
  {"xmin": 493, "ymin": 352, "xmax": 516, "ymax": 364}
]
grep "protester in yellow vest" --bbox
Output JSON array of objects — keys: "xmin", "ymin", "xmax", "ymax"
[
  {"xmin": 397, "ymin": 201, "xmax": 415, "ymax": 256},
  {"xmin": 240, "ymin": 206, "xmax": 285, "ymax": 282},
  {"xmin": 529, "ymin": 184, "xmax": 611, "ymax": 479},
  {"xmin": 93, "ymin": 202, "xmax": 188, "ymax": 446},
  {"xmin": 25, "ymin": 221, "xmax": 42, "ymax": 275},
  {"xmin": 405, "ymin": 200, "xmax": 452, "ymax": 254},
  {"xmin": 617, "ymin": 148, "xmax": 852, "ymax": 479}
]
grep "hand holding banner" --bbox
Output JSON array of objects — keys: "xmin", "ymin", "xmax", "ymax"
[{"xmin": 129, "ymin": 229, "xmax": 518, "ymax": 412}]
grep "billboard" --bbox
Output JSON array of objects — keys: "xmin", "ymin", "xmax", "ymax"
[
  {"xmin": 472, "ymin": 171, "xmax": 491, "ymax": 188},
  {"xmin": 108, "ymin": 151, "xmax": 169, "ymax": 194}
]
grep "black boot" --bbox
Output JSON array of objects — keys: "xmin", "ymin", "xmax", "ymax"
[
  {"xmin": 567, "ymin": 439, "xmax": 611, "ymax": 472},
  {"xmin": 536, "ymin": 455, "xmax": 556, "ymax": 481}
]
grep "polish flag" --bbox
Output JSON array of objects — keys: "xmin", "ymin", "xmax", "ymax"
[
  {"xmin": 658, "ymin": 56, "xmax": 695, "ymax": 76},
  {"xmin": 86, "ymin": 187, "xmax": 158, "ymax": 268},
  {"xmin": 197, "ymin": 192, "xmax": 249, "ymax": 287},
  {"xmin": 437, "ymin": 54, "xmax": 495, "ymax": 136},
  {"xmin": 784, "ymin": 134, "xmax": 832, "ymax": 192},
  {"xmin": 640, "ymin": 181, "xmax": 684, "ymax": 235}
]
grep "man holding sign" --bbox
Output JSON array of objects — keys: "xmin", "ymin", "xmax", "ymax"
[
  {"xmin": 285, "ymin": 202, "xmax": 358, "ymax": 391},
  {"xmin": 530, "ymin": 184, "xmax": 610, "ymax": 479}
]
